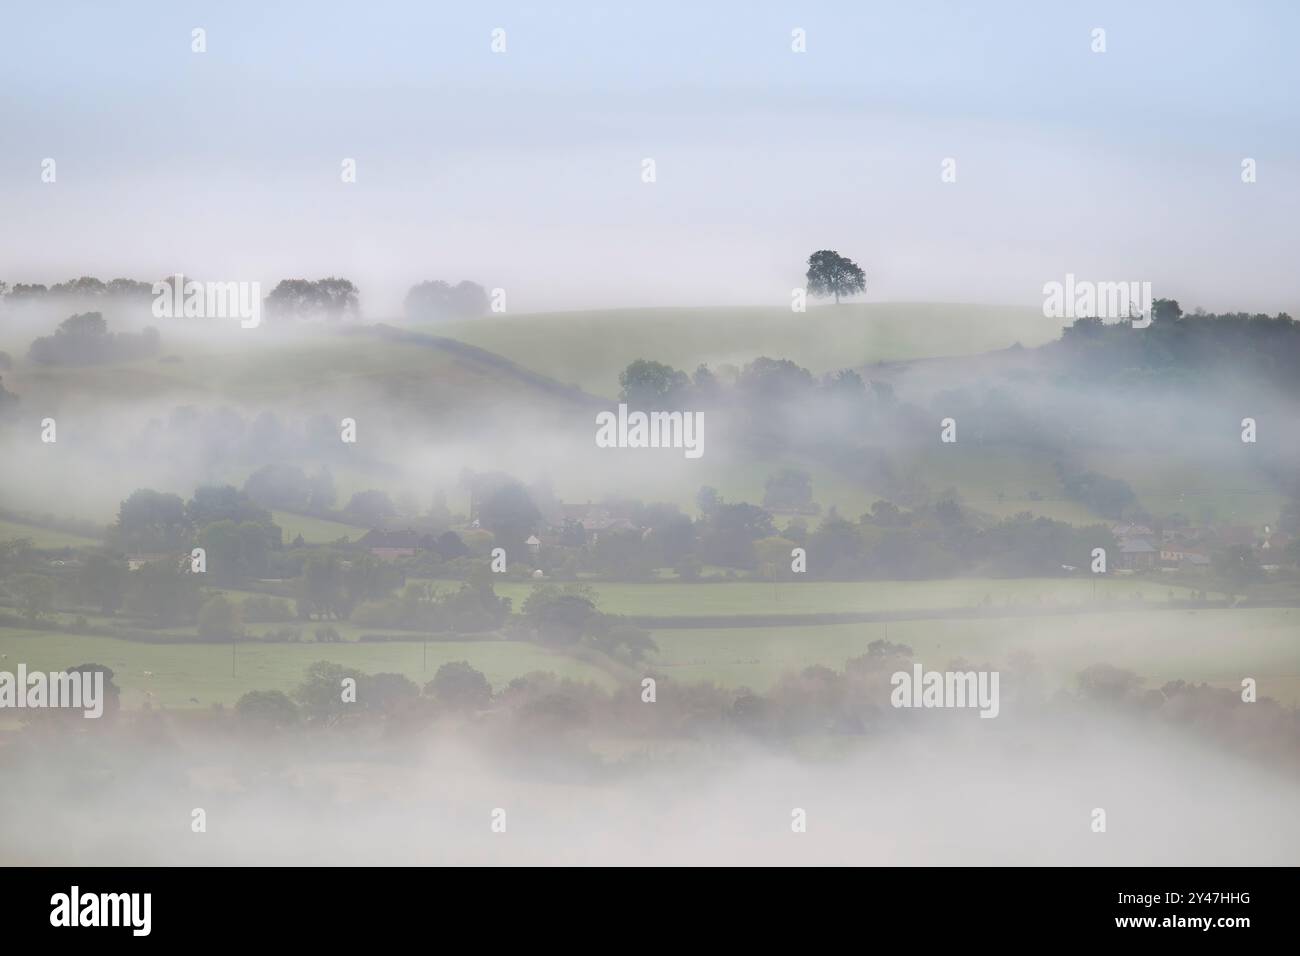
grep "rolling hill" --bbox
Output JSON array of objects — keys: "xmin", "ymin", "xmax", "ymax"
[{"xmin": 432, "ymin": 302, "xmax": 1064, "ymax": 397}]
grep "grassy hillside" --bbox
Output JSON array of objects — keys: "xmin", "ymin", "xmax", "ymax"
[
  {"xmin": 271, "ymin": 511, "xmax": 367, "ymax": 544},
  {"xmin": 5, "ymin": 325, "xmax": 597, "ymax": 416},
  {"xmin": 0, "ymin": 324, "xmax": 595, "ymax": 524},
  {"xmin": 0, "ymin": 518, "xmax": 102, "ymax": 549},
  {"xmin": 1, "ymin": 307, "xmax": 1284, "ymax": 530},
  {"xmin": 434, "ymin": 303, "xmax": 1062, "ymax": 397}
]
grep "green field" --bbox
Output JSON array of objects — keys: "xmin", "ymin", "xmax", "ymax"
[
  {"xmin": 23, "ymin": 576, "xmax": 1206, "ymax": 640},
  {"xmin": 436, "ymin": 303, "xmax": 1063, "ymax": 397},
  {"xmin": 421, "ymin": 576, "xmax": 1201, "ymax": 619},
  {"xmin": 0, "ymin": 518, "xmax": 102, "ymax": 549},
  {"xmin": 271, "ymin": 511, "xmax": 367, "ymax": 544},
  {"xmin": 905, "ymin": 448, "xmax": 1102, "ymax": 524}
]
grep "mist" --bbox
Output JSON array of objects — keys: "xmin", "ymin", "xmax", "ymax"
[
  {"xmin": 2, "ymin": 1, "xmax": 1298, "ymax": 875},
  {"xmin": 3, "ymin": 673, "xmax": 1296, "ymax": 866}
]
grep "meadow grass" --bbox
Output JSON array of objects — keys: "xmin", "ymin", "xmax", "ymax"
[
  {"xmin": 418, "ymin": 576, "xmax": 1201, "ymax": 618},
  {"xmin": 0, "ymin": 518, "xmax": 102, "ymax": 549},
  {"xmin": 436, "ymin": 303, "xmax": 1061, "ymax": 397},
  {"xmin": 271, "ymin": 511, "xmax": 367, "ymax": 544}
]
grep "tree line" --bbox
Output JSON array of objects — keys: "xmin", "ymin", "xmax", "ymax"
[{"xmin": 1, "ymin": 276, "xmax": 494, "ymax": 322}]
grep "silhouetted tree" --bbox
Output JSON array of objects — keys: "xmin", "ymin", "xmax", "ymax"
[{"xmin": 805, "ymin": 250, "xmax": 866, "ymax": 304}]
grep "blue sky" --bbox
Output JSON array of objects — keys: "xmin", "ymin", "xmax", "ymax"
[{"xmin": 2, "ymin": 0, "xmax": 1297, "ymax": 313}]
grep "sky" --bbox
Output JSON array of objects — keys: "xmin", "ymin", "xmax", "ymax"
[{"xmin": 2, "ymin": 0, "xmax": 1297, "ymax": 316}]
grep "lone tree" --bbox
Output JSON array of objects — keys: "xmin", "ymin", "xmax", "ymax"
[{"xmin": 805, "ymin": 250, "xmax": 866, "ymax": 304}]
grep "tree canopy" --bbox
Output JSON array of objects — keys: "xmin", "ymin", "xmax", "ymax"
[
  {"xmin": 403, "ymin": 280, "xmax": 488, "ymax": 322},
  {"xmin": 805, "ymin": 250, "xmax": 866, "ymax": 304}
]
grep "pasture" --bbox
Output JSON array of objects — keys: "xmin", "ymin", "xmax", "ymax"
[
  {"xmin": 421, "ymin": 576, "xmax": 1203, "ymax": 619},
  {"xmin": 271, "ymin": 511, "xmax": 367, "ymax": 544},
  {"xmin": 436, "ymin": 303, "xmax": 1062, "ymax": 397},
  {"xmin": 1, "ymin": 605, "xmax": 1293, "ymax": 713},
  {"xmin": 0, "ymin": 518, "xmax": 102, "ymax": 549}
]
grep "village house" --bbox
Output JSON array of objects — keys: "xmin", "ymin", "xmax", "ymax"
[
  {"xmin": 1110, "ymin": 521, "xmax": 1154, "ymax": 540},
  {"xmin": 1109, "ymin": 523, "xmax": 1159, "ymax": 570},
  {"xmin": 1116, "ymin": 536, "xmax": 1158, "ymax": 570},
  {"xmin": 1158, "ymin": 545, "xmax": 1211, "ymax": 570},
  {"xmin": 557, "ymin": 501, "xmax": 642, "ymax": 543}
]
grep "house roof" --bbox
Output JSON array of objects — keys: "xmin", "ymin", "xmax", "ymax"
[
  {"xmin": 1119, "ymin": 538, "xmax": 1158, "ymax": 553},
  {"xmin": 1111, "ymin": 522, "xmax": 1154, "ymax": 537},
  {"xmin": 560, "ymin": 501, "xmax": 644, "ymax": 531}
]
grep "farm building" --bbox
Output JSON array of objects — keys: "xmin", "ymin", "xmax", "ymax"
[
  {"xmin": 1116, "ymin": 537, "xmax": 1158, "ymax": 570},
  {"xmin": 1159, "ymin": 546, "xmax": 1211, "ymax": 569}
]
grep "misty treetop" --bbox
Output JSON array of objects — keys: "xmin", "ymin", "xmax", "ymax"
[
  {"xmin": 805, "ymin": 250, "xmax": 866, "ymax": 304},
  {"xmin": 404, "ymin": 279, "xmax": 489, "ymax": 322},
  {"xmin": 27, "ymin": 312, "xmax": 160, "ymax": 366},
  {"xmin": 618, "ymin": 358, "xmax": 693, "ymax": 408},
  {"xmin": 263, "ymin": 277, "xmax": 360, "ymax": 321},
  {"xmin": 0, "ymin": 276, "xmax": 153, "ymax": 303}
]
